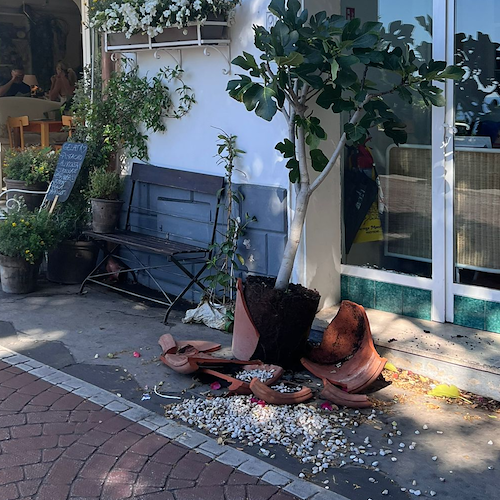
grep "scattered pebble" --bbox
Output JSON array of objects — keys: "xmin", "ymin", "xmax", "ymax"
[
  {"xmin": 436, "ymin": 431, "xmax": 444, "ymax": 434},
  {"xmin": 412, "ymin": 480, "xmax": 417, "ymax": 486},
  {"xmin": 430, "ymin": 491, "xmax": 437, "ymax": 497},
  {"xmin": 487, "ymin": 440, "xmax": 493, "ymax": 445},
  {"xmin": 432, "ymin": 456, "xmax": 438, "ymax": 461},
  {"xmin": 488, "ymin": 466, "xmax": 494, "ymax": 470},
  {"xmin": 439, "ymin": 477, "xmax": 446, "ymax": 482},
  {"xmin": 422, "ymin": 424, "xmax": 429, "ymax": 430},
  {"xmin": 415, "ymin": 430, "xmax": 420, "ymax": 435},
  {"xmin": 382, "ymin": 490, "xmax": 389, "ymax": 495},
  {"xmin": 235, "ymin": 368, "xmax": 274, "ymax": 382},
  {"xmin": 369, "ymin": 477, "xmax": 376, "ymax": 483}
]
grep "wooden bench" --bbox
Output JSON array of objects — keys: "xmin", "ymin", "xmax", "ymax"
[{"xmin": 80, "ymin": 163, "xmax": 224, "ymax": 323}]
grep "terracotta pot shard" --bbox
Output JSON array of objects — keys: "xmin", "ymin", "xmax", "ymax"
[
  {"xmin": 249, "ymin": 378, "xmax": 313, "ymax": 405},
  {"xmin": 320, "ymin": 379, "xmax": 372, "ymax": 409},
  {"xmin": 232, "ymin": 278, "xmax": 260, "ymax": 361},
  {"xmin": 303, "ymin": 301, "xmax": 387, "ymax": 393}
]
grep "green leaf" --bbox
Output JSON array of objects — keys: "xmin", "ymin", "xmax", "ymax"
[
  {"xmin": 351, "ymin": 32, "xmax": 379, "ymax": 49},
  {"xmin": 330, "ymin": 59, "xmax": 339, "ymax": 81},
  {"xmin": 310, "ymin": 149, "xmax": 329, "ymax": 172},
  {"xmin": 436, "ymin": 65, "xmax": 466, "ymax": 81},
  {"xmin": 268, "ymin": 0, "xmax": 286, "ymax": 18},
  {"xmin": 316, "ymin": 84, "xmax": 339, "ymax": 109},
  {"xmin": 237, "ymin": 254, "xmax": 245, "ymax": 266},
  {"xmin": 275, "ymin": 51, "xmax": 304, "ymax": 66},
  {"xmin": 275, "ymin": 138, "xmax": 296, "ymax": 158},
  {"xmin": 232, "ymin": 52, "xmax": 258, "ymax": 71},
  {"xmin": 344, "ymin": 122, "xmax": 367, "ymax": 143}
]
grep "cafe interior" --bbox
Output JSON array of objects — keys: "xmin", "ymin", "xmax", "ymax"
[{"xmin": 0, "ymin": 0, "xmax": 82, "ymax": 178}]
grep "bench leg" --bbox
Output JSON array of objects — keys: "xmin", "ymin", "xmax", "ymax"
[
  {"xmin": 79, "ymin": 243, "xmax": 119, "ymax": 294},
  {"xmin": 164, "ymin": 258, "xmax": 209, "ymax": 324}
]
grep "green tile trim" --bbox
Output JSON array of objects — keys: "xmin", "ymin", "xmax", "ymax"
[
  {"xmin": 485, "ymin": 301, "xmax": 500, "ymax": 334},
  {"xmin": 402, "ymin": 286, "xmax": 432, "ymax": 320},
  {"xmin": 347, "ymin": 276, "xmax": 375, "ymax": 309},
  {"xmin": 375, "ymin": 282, "xmax": 403, "ymax": 314},
  {"xmin": 454, "ymin": 295, "xmax": 485, "ymax": 330}
]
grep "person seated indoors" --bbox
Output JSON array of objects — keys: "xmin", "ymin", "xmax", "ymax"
[
  {"xmin": 0, "ymin": 65, "xmax": 31, "ymax": 97},
  {"xmin": 49, "ymin": 61, "xmax": 77, "ymax": 103}
]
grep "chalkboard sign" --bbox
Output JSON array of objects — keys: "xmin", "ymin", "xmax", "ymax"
[{"xmin": 46, "ymin": 142, "xmax": 88, "ymax": 203}]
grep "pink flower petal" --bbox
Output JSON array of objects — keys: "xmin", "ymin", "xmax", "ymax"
[
  {"xmin": 257, "ymin": 400, "xmax": 266, "ymax": 406},
  {"xmin": 210, "ymin": 382, "xmax": 221, "ymax": 390},
  {"xmin": 133, "ymin": 351, "xmax": 141, "ymax": 358},
  {"xmin": 320, "ymin": 402, "xmax": 333, "ymax": 411},
  {"xmin": 250, "ymin": 397, "xmax": 259, "ymax": 403}
]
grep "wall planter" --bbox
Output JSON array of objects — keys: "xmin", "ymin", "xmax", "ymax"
[
  {"xmin": 47, "ymin": 240, "xmax": 99, "ymax": 284},
  {"xmin": 104, "ymin": 16, "xmax": 230, "ymax": 52},
  {"xmin": 4, "ymin": 179, "xmax": 47, "ymax": 212},
  {"xmin": 91, "ymin": 199, "xmax": 123, "ymax": 234},
  {"xmin": 0, "ymin": 254, "xmax": 41, "ymax": 294}
]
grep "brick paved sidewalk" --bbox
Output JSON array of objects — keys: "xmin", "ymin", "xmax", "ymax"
[{"xmin": 0, "ymin": 359, "xmax": 300, "ymax": 500}]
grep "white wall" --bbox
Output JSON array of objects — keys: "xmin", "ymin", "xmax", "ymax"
[{"xmin": 134, "ymin": 0, "xmax": 289, "ymax": 189}]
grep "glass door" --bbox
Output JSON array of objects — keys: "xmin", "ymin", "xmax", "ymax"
[{"xmin": 444, "ymin": 0, "xmax": 500, "ymax": 327}]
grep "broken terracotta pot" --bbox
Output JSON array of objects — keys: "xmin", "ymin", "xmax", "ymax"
[
  {"xmin": 200, "ymin": 364, "xmax": 284, "ymax": 395},
  {"xmin": 302, "ymin": 301, "xmax": 387, "ymax": 393},
  {"xmin": 159, "ymin": 334, "xmax": 258, "ymax": 375},
  {"xmin": 249, "ymin": 378, "xmax": 313, "ymax": 405},
  {"xmin": 231, "ymin": 278, "xmax": 260, "ymax": 361},
  {"xmin": 320, "ymin": 379, "xmax": 372, "ymax": 409}
]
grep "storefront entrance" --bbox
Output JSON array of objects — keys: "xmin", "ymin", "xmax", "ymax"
[{"xmin": 340, "ymin": 0, "xmax": 500, "ymax": 332}]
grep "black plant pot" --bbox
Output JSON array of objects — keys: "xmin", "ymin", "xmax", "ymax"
[{"xmin": 47, "ymin": 240, "xmax": 99, "ymax": 284}]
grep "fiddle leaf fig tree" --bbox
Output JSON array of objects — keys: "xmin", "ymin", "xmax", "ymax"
[{"xmin": 227, "ymin": 0, "xmax": 464, "ymax": 291}]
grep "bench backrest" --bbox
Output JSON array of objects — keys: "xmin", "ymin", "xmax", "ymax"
[{"xmin": 126, "ymin": 163, "xmax": 224, "ymax": 249}]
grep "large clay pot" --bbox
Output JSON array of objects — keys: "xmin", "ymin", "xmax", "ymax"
[
  {"xmin": 0, "ymin": 254, "xmax": 41, "ymax": 294},
  {"xmin": 232, "ymin": 276, "xmax": 320, "ymax": 369},
  {"xmin": 90, "ymin": 199, "xmax": 123, "ymax": 234},
  {"xmin": 4, "ymin": 179, "xmax": 47, "ymax": 212},
  {"xmin": 47, "ymin": 240, "xmax": 99, "ymax": 284}
]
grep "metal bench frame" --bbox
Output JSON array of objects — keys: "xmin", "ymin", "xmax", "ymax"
[{"xmin": 79, "ymin": 163, "xmax": 224, "ymax": 323}]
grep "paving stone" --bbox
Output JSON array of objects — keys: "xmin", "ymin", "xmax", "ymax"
[
  {"xmin": 43, "ymin": 422, "xmax": 78, "ymax": 436},
  {"xmin": 115, "ymin": 451, "xmax": 149, "ymax": 472},
  {"xmin": 137, "ymin": 460, "xmax": 171, "ymax": 487},
  {"xmin": 176, "ymin": 430, "xmax": 209, "ymax": 448},
  {"xmin": 17, "ymin": 478, "xmax": 41, "ymax": 496},
  {"xmin": 284, "ymin": 480, "xmax": 322, "ymax": 500},
  {"xmin": 63, "ymin": 442, "xmax": 96, "ymax": 460},
  {"xmin": 174, "ymin": 485, "xmax": 225, "ymax": 500},
  {"xmin": 0, "ymin": 483, "xmax": 19, "ymax": 500},
  {"xmin": 197, "ymin": 440, "xmax": 230, "ymax": 458},
  {"xmin": 217, "ymin": 448, "xmax": 250, "ymax": 467},
  {"xmin": 106, "ymin": 469, "xmax": 138, "ymax": 484},
  {"xmin": 71, "ymin": 478, "xmax": 104, "ymax": 497},
  {"xmin": 0, "ymin": 466, "xmax": 23, "ymax": 485},
  {"xmin": 247, "ymin": 484, "xmax": 281, "ymax": 500},
  {"xmin": 98, "ymin": 429, "xmax": 142, "ymax": 455},
  {"xmin": 228, "ymin": 470, "xmax": 260, "ymax": 485},
  {"xmin": 129, "ymin": 433, "xmax": 169, "ymax": 456},
  {"xmin": 238, "ymin": 457, "xmax": 274, "ymax": 477},
  {"xmin": 45, "ymin": 457, "xmax": 83, "ymax": 485},
  {"xmin": 97, "ymin": 415, "xmax": 132, "ymax": 435},
  {"xmin": 156, "ymin": 422, "xmax": 185, "ymax": 439},
  {"xmin": 101, "ymin": 481, "xmax": 134, "ymax": 499},
  {"xmin": 23, "ymin": 462, "xmax": 52, "ymax": 480},
  {"xmin": 121, "ymin": 406, "xmax": 153, "ymax": 422},
  {"xmin": 36, "ymin": 483, "xmax": 71, "ymax": 500},
  {"xmin": 170, "ymin": 455, "xmax": 207, "ymax": 481},
  {"xmin": 261, "ymin": 470, "xmax": 293, "ymax": 487},
  {"xmin": 225, "ymin": 484, "xmax": 247, "ymax": 500},
  {"xmin": 79, "ymin": 453, "xmax": 119, "ymax": 479},
  {"xmin": 1, "ymin": 435, "xmax": 59, "ymax": 453},
  {"xmin": 105, "ymin": 400, "xmax": 132, "ymax": 412},
  {"xmin": 197, "ymin": 461, "xmax": 233, "ymax": 486},
  {"xmin": 151, "ymin": 443, "xmax": 188, "ymax": 465},
  {"xmin": 10, "ymin": 423, "xmax": 42, "ymax": 438}
]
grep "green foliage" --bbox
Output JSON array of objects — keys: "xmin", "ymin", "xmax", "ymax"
[
  {"xmin": 226, "ymin": 0, "xmax": 465, "ymax": 289},
  {"xmin": 227, "ymin": 0, "xmax": 465, "ymax": 179},
  {"xmin": 53, "ymin": 198, "xmax": 91, "ymax": 241},
  {"xmin": 3, "ymin": 147, "xmax": 59, "ymax": 185},
  {"xmin": 88, "ymin": 168, "xmax": 124, "ymax": 201},
  {"xmin": 204, "ymin": 131, "xmax": 256, "ymax": 313},
  {"xmin": 71, "ymin": 60, "xmax": 195, "ymax": 167},
  {"xmin": 0, "ymin": 206, "xmax": 62, "ymax": 263}
]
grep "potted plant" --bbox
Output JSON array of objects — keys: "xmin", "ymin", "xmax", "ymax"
[
  {"xmin": 226, "ymin": 0, "xmax": 464, "ymax": 367},
  {"xmin": 88, "ymin": 167, "xmax": 124, "ymax": 234},
  {"xmin": 3, "ymin": 147, "xmax": 59, "ymax": 211},
  {"xmin": 89, "ymin": 0, "xmax": 240, "ymax": 44},
  {"xmin": 0, "ymin": 206, "xmax": 60, "ymax": 293}
]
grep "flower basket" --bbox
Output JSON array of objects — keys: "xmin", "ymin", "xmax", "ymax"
[
  {"xmin": 106, "ymin": 32, "xmax": 150, "ymax": 49},
  {"xmin": 153, "ymin": 15, "xmax": 228, "ymax": 44}
]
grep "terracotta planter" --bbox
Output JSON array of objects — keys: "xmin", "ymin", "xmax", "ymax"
[
  {"xmin": 232, "ymin": 276, "xmax": 320, "ymax": 369},
  {"xmin": 0, "ymin": 254, "xmax": 41, "ymax": 294},
  {"xmin": 91, "ymin": 199, "xmax": 123, "ymax": 234},
  {"xmin": 47, "ymin": 240, "xmax": 99, "ymax": 284},
  {"xmin": 5, "ymin": 179, "xmax": 47, "ymax": 212}
]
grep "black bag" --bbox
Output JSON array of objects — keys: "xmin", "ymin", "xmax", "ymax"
[{"xmin": 343, "ymin": 167, "xmax": 378, "ymax": 254}]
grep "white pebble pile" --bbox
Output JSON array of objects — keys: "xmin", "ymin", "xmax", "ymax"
[
  {"xmin": 234, "ymin": 368, "xmax": 275, "ymax": 382},
  {"xmin": 165, "ymin": 395, "xmax": 372, "ymax": 474},
  {"xmin": 271, "ymin": 383, "xmax": 302, "ymax": 393}
]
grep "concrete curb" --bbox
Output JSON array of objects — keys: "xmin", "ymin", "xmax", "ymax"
[{"xmin": 0, "ymin": 345, "xmax": 349, "ymax": 500}]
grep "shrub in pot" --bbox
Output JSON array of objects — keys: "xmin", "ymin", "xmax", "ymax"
[
  {"xmin": 88, "ymin": 167, "xmax": 124, "ymax": 234},
  {"xmin": 3, "ymin": 147, "xmax": 59, "ymax": 211},
  {"xmin": 0, "ymin": 206, "xmax": 60, "ymax": 293},
  {"xmin": 226, "ymin": 0, "xmax": 465, "ymax": 367}
]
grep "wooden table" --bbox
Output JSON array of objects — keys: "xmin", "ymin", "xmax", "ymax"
[{"xmin": 24, "ymin": 119, "xmax": 63, "ymax": 147}]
